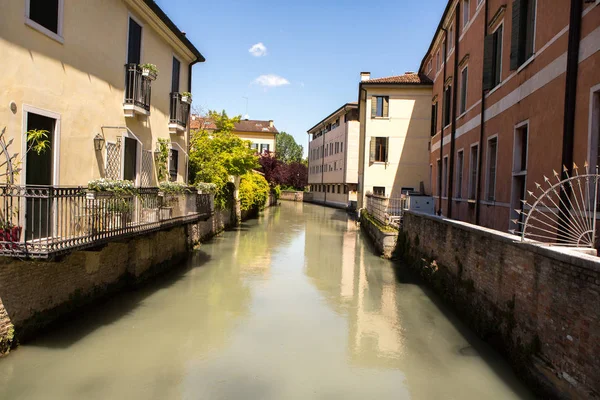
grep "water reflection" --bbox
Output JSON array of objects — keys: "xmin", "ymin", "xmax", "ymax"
[{"xmin": 0, "ymin": 202, "xmax": 532, "ymax": 400}]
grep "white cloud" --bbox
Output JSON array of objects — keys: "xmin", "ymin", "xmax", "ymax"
[
  {"xmin": 249, "ymin": 42, "xmax": 267, "ymax": 57},
  {"xmin": 252, "ymin": 74, "xmax": 290, "ymax": 88}
]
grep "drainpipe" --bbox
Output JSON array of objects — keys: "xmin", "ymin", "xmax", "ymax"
[
  {"xmin": 475, "ymin": 0, "xmax": 490, "ymax": 225},
  {"xmin": 186, "ymin": 59, "xmax": 199, "ymax": 184},
  {"xmin": 438, "ymin": 27, "xmax": 448, "ymax": 216},
  {"xmin": 558, "ymin": 0, "xmax": 583, "ymax": 239},
  {"xmin": 447, "ymin": 2, "xmax": 460, "ymax": 219}
]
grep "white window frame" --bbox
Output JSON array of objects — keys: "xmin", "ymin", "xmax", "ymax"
[
  {"xmin": 517, "ymin": 0, "xmax": 538, "ymax": 73},
  {"xmin": 468, "ymin": 142, "xmax": 480, "ymax": 200},
  {"xmin": 24, "ymin": 0, "xmax": 65, "ymax": 44},
  {"xmin": 512, "ymin": 120, "xmax": 530, "ymax": 175},
  {"xmin": 456, "ymin": 149, "xmax": 465, "ymax": 199},
  {"xmin": 485, "ymin": 134, "xmax": 499, "ymax": 201},
  {"xmin": 463, "ymin": 0, "xmax": 470, "ymax": 28},
  {"xmin": 491, "ymin": 21, "xmax": 505, "ymax": 88},
  {"xmin": 21, "ymin": 105, "xmax": 61, "ymax": 187}
]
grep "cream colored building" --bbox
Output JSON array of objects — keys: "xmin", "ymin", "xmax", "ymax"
[
  {"xmin": 307, "ymin": 103, "xmax": 360, "ymax": 208},
  {"xmin": 0, "ymin": 0, "xmax": 203, "ymax": 187},
  {"xmin": 233, "ymin": 119, "xmax": 278, "ymax": 154},
  {"xmin": 357, "ymin": 72, "xmax": 433, "ymax": 208}
]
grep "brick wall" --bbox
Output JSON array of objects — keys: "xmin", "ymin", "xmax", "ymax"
[
  {"xmin": 0, "ymin": 296, "xmax": 13, "ymax": 355},
  {"xmin": 399, "ymin": 211, "xmax": 600, "ymax": 399}
]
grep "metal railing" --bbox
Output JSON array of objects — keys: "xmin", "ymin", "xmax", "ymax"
[
  {"xmin": 169, "ymin": 92, "xmax": 190, "ymax": 128},
  {"xmin": 365, "ymin": 194, "xmax": 406, "ymax": 228},
  {"xmin": 124, "ymin": 64, "xmax": 151, "ymax": 112},
  {"xmin": 0, "ymin": 185, "xmax": 213, "ymax": 258}
]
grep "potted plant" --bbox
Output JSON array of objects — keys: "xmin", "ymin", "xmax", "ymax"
[
  {"xmin": 87, "ymin": 179, "xmax": 137, "ymax": 199},
  {"xmin": 159, "ymin": 181, "xmax": 193, "ymax": 219},
  {"xmin": 0, "ymin": 209, "xmax": 21, "ymax": 249},
  {"xmin": 139, "ymin": 63, "xmax": 159, "ymax": 80},
  {"xmin": 181, "ymin": 92, "xmax": 193, "ymax": 104},
  {"xmin": 107, "ymin": 197, "xmax": 134, "ymax": 229}
]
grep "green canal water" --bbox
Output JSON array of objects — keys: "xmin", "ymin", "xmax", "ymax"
[{"xmin": 0, "ymin": 202, "xmax": 533, "ymax": 399}]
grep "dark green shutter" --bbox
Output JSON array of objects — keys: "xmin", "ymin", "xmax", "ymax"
[
  {"xmin": 383, "ymin": 97, "xmax": 389, "ymax": 117},
  {"xmin": 371, "ymin": 97, "xmax": 377, "ymax": 118},
  {"xmin": 369, "ymin": 137, "xmax": 376, "ymax": 163},
  {"xmin": 431, "ymin": 104, "xmax": 436, "ymax": 136},
  {"xmin": 483, "ymin": 34, "xmax": 495, "ymax": 90},
  {"xmin": 510, "ymin": 0, "xmax": 522, "ymax": 70}
]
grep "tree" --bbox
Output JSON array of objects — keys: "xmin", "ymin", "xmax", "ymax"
[
  {"xmin": 275, "ymin": 132, "xmax": 303, "ymax": 164},
  {"xmin": 188, "ymin": 111, "xmax": 258, "ymax": 208},
  {"xmin": 257, "ymin": 152, "xmax": 307, "ymax": 191}
]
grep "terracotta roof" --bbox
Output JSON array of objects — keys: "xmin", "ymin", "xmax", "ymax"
[
  {"xmin": 234, "ymin": 119, "xmax": 279, "ymax": 134},
  {"xmin": 190, "ymin": 116, "xmax": 217, "ymax": 130},
  {"xmin": 364, "ymin": 73, "xmax": 433, "ymax": 85}
]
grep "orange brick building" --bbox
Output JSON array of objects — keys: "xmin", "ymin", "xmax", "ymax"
[{"xmin": 421, "ymin": 0, "xmax": 600, "ymax": 233}]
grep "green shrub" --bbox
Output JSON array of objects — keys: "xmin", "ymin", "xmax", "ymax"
[
  {"xmin": 239, "ymin": 172, "xmax": 270, "ymax": 211},
  {"xmin": 272, "ymin": 184, "xmax": 281, "ymax": 199}
]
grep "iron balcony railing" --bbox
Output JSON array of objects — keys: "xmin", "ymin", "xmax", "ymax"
[
  {"xmin": 0, "ymin": 185, "xmax": 213, "ymax": 258},
  {"xmin": 169, "ymin": 92, "xmax": 190, "ymax": 128},
  {"xmin": 124, "ymin": 64, "xmax": 151, "ymax": 112},
  {"xmin": 365, "ymin": 194, "xmax": 406, "ymax": 229}
]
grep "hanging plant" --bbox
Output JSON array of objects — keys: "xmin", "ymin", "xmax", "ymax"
[
  {"xmin": 181, "ymin": 92, "xmax": 193, "ymax": 104},
  {"xmin": 139, "ymin": 63, "xmax": 158, "ymax": 80}
]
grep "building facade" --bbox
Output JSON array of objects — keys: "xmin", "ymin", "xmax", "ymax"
[
  {"xmin": 307, "ymin": 103, "xmax": 360, "ymax": 208},
  {"xmin": 233, "ymin": 119, "xmax": 278, "ymax": 154},
  {"xmin": 422, "ymin": 0, "xmax": 600, "ymax": 233},
  {"xmin": 0, "ymin": 0, "xmax": 203, "ymax": 187},
  {"xmin": 357, "ymin": 73, "xmax": 433, "ymax": 209}
]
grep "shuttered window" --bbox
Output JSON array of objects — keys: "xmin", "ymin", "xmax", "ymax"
[
  {"xmin": 437, "ymin": 159, "xmax": 442, "ymax": 196},
  {"xmin": 483, "ymin": 25, "xmax": 503, "ymax": 90},
  {"xmin": 463, "ymin": 0, "xmax": 470, "ymax": 28},
  {"xmin": 431, "ymin": 102, "xmax": 438, "ymax": 136},
  {"xmin": 443, "ymin": 86, "xmax": 452, "ymax": 127},
  {"xmin": 510, "ymin": 0, "xmax": 536, "ymax": 70},
  {"xmin": 469, "ymin": 145, "xmax": 479, "ymax": 200},
  {"xmin": 369, "ymin": 137, "xmax": 389, "ymax": 163},
  {"xmin": 371, "ymin": 96, "xmax": 389, "ymax": 118},
  {"xmin": 456, "ymin": 151, "xmax": 464, "ymax": 198},
  {"xmin": 443, "ymin": 157, "xmax": 449, "ymax": 197},
  {"xmin": 460, "ymin": 67, "xmax": 468, "ymax": 114},
  {"xmin": 487, "ymin": 138, "xmax": 498, "ymax": 201}
]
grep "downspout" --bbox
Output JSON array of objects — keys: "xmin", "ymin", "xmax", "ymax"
[
  {"xmin": 438, "ymin": 27, "xmax": 448, "ymax": 215},
  {"xmin": 558, "ymin": 0, "xmax": 583, "ymax": 239},
  {"xmin": 475, "ymin": 0, "xmax": 490, "ymax": 225},
  {"xmin": 447, "ymin": 2, "xmax": 460, "ymax": 219},
  {"xmin": 186, "ymin": 59, "xmax": 199, "ymax": 184}
]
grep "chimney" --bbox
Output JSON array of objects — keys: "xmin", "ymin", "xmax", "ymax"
[
  {"xmin": 269, "ymin": 120, "xmax": 274, "ymax": 128},
  {"xmin": 360, "ymin": 72, "xmax": 370, "ymax": 81}
]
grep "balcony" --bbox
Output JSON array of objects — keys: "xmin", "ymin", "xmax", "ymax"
[
  {"xmin": 0, "ymin": 185, "xmax": 213, "ymax": 258},
  {"xmin": 169, "ymin": 92, "xmax": 190, "ymax": 134},
  {"xmin": 123, "ymin": 64, "xmax": 152, "ymax": 118}
]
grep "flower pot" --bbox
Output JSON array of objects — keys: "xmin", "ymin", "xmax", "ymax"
[
  {"xmin": 142, "ymin": 69, "xmax": 157, "ymax": 80},
  {"xmin": 159, "ymin": 207, "xmax": 173, "ymax": 221},
  {"xmin": 86, "ymin": 190, "xmax": 113, "ymax": 200},
  {"xmin": 0, "ymin": 226, "xmax": 22, "ymax": 249},
  {"xmin": 181, "ymin": 96, "xmax": 192, "ymax": 104}
]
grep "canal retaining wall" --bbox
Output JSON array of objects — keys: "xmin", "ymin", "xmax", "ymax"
[
  {"xmin": 397, "ymin": 211, "xmax": 600, "ymax": 399},
  {"xmin": 280, "ymin": 191, "xmax": 304, "ymax": 202},
  {"xmin": 0, "ymin": 203, "xmax": 274, "ymax": 356},
  {"xmin": 359, "ymin": 212, "xmax": 398, "ymax": 258}
]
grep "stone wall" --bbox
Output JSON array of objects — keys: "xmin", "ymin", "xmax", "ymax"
[
  {"xmin": 360, "ymin": 213, "xmax": 398, "ymax": 258},
  {"xmin": 280, "ymin": 191, "xmax": 304, "ymax": 202},
  {"xmin": 398, "ymin": 211, "xmax": 600, "ymax": 399}
]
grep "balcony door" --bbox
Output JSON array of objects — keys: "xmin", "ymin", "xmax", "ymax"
[
  {"xmin": 24, "ymin": 110, "xmax": 58, "ymax": 240},
  {"xmin": 123, "ymin": 137, "xmax": 138, "ymax": 182},
  {"xmin": 171, "ymin": 57, "xmax": 180, "ymax": 94},
  {"xmin": 127, "ymin": 17, "xmax": 142, "ymax": 65}
]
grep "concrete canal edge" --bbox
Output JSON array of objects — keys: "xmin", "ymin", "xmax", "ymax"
[
  {"xmin": 0, "ymin": 201, "xmax": 278, "ymax": 357},
  {"xmin": 394, "ymin": 211, "xmax": 600, "ymax": 400},
  {"xmin": 359, "ymin": 211, "xmax": 398, "ymax": 258}
]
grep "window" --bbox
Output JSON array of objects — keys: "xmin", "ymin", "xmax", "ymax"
[
  {"xmin": 171, "ymin": 57, "xmax": 181, "ymax": 94},
  {"xmin": 448, "ymin": 25, "xmax": 454, "ymax": 53},
  {"xmin": 483, "ymin": 25, "xmax": 503, "ymax": 90},
  {"xmin": 334, "ymin": 161, "xmax": 337, "ymax": 170},
  {"xmin": 512, "ymin": 123, "xmax": 529, "ymax": 231},
  {"xmin": 260, "ymin": 144, "xmax": 270, "ymax": 153},
  {"xmin": 428, "ymin": 60, "xmax": 433, "ymax": 74},
  {"xmin": 437, "ymin": 159, "xmax": 442, "ymax": 196},
  {"xmin": 344, "ymin": 185, "xmax": 348, "ymax": 194},
  {"xmin": 460, "ymin": 66, "xmax": 468, "ymax": 114},
  {"xmin": 443, "ymin": 157, "xmax": 449, "ymax": 197},
  {"xmin": 251, "ymin": 143, "xmax": 259, "ymax": 151},
  {"xmin": 431, "ymin": 102, "xmax": 438, "ymax": 136},
  {"xmin": 443, "ymin": 85, "xmax": 452, "ymax": 127},
  {"xmin": 436, "ymin": 51, "xmax": 440, "ymax": 71},
  {"xmin": 373, "ymin": 187, "xmax": 385, "ymax": 196},
  {"xmin": 335, "ymin": 142, "xmax": 339, "ymax": 153},
  {"xmin": 127, "ymin": 18, "xmax": 143, "ymax": 65},
  {"xmin": 469, "ymin": 144, "xmax": 479, "ymax": 200},
  {"xmin": 123, "ymin": 137, "xmax": 138, "ymax": 182},
  {"xmin": 169, "ymin": 149, "xmax": 179, "ymax": 181},
  {"xmin": 26, "ymin": 0, "xmax": 63, "ymax": 38},
  {"xmin": 463, "ymin": 0, "xmax": 470, "ymax": 28},
  {"xmin": 456, "ymin": 150, "xmax": 464, "ymax": 198},
  {"xmin": 372, "ymin": 96, "xmax": 389, "ymax": 118},
  {"xmin": 514, "ymin": 124, "xmax": 528, "ymax": 173},
  {"xmin": 486, "ymin": 137, "xmax": 498, "ymax": 201},
  {"xmin": 369, "ymin": 137, "xmax": 389, "ymax": 163},
  {"xmin": 337, "ymin": 185, "xmax": 341, "ymax": 194},
  {"xmin": 341, "ymin": 142, "xmax": 344, "ymax": 152},
  {"xmin": 510, "ymin": 0, "xmax": 536, "ymax": 70}
]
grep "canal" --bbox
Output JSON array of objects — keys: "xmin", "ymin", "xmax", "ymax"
[{"xmin": 0, "ymin": 202, "xmax": 533, "ymax": 399}]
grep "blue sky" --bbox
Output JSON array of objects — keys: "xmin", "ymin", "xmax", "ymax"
[{"xmin": 156, "ymin": 0, "xmax": 447, "ymax": 155}]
